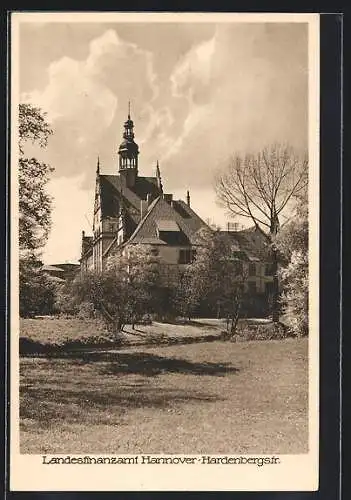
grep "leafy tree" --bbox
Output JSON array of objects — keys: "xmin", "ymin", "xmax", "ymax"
[
  {"xmin": 19, "ymin": 103, "xmax": 54, "ymax": 253},
  {"xmin": 74, "ymin": 245, "xmax": 162, "ymax": 334},
  {"xmin": 18, "ymin": 104, "xmax": 54, "ymax": 318},
  {"xmin": 19, "ymin": 254, "xmax": 56, "ymax": 317},
  {"xmin": 216, "ymin": 144, "xmax": 308, "ymax": 323},
  {"xmin": 181, "ymin": 228, "xmax": 247, "ymax": 336},
  {"xmin": 277, "ymin": 195, "xmax": 308, "ymax": 336}
]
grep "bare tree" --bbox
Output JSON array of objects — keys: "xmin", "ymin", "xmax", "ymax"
[{"xmin": 215, "ymin": 144, "xmax": 308, "ymax": 323}]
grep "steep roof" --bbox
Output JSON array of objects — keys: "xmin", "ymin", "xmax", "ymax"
[
  {"xmin": 127, "ymin": 196, "xmax": 209, "ymax": 246},
  {"xmin": 219, "ymin": 227, "xmax": 271, "ymax": 261},
  {"xmin": 99, "ymin": 174, "xmax": 161, "ymax": 223}
]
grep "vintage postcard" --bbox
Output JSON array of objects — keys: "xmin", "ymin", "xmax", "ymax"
[{"xmin": 10, "ymin": 11, "xmax": 319, "ymax": 491}]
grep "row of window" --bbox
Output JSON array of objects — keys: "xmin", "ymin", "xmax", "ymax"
[
  {"xmin": 240, "ymin": 262, "xmax": 274, "ymax": 276},
  {"xmin": 148, "ymin": 248, "xmax": 196, "ymax": 264},
  {"xmin": 248, "ymin": 263, "xmax": 274, "ymax": 276},
  {"xmin": 152, "ymin": 247, "xmax": 274, "ymax": 273}
]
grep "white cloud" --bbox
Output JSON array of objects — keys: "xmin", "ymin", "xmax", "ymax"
[
  {"xmin": 22, "ymin": 56, "xmax": 118, "ymax": 131},
  {"xmin": 21, "ymin": 28, "xmax": 159, "ymax": 182},
  {"xmin": 160, "ymin": 36, "xmax": 216, "ymax": 163},
  {"xmin": 42, "ymin": 175, "xmax": 93, "ymax": 264},
  {"xmin": 86, "ymin": 29, "xmax": 158, "ymax": 102},
  {"xmin": 171, "ymin": 36, "xmax": 216, "ymax": 101}
]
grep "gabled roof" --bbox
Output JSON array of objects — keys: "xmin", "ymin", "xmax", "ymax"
[
  {"xmin": 127, "ymin": 196, "xmax": 209, "ymax": 246},
  {"xmin": 219, "ymin": 227, "xmax": 271, "ymax": 261},
  {"xmin": 99, "ymin": 174, "xmax": 161, "ymax": 223}
]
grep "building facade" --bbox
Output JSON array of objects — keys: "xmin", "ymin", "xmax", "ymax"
[
  {"xmin": 80, "ymin": 111, "xmax": 209, "ymax": 278},
  {"xmin": 80, "ymin": 111, "xmax": 273, "ymax": 301}
]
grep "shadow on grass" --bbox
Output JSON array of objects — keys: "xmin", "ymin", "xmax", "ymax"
[
  {"xmin": 20, "ymin": 351, "xmax": 236, "ymax": 428},
  {"xmin": 19, "ymin": 330, "xmax": 228, "ymax": 355},
  {"xmin": 51, "ymin": 351, "xmax": 239, "ymax": 377},
  {"xmin": 20, "ymin": 382, "xmax": 223, "ymax": 427},
  {"xmin": 125, "ymin": 332, "xmax": 227, "ymax": 347}
]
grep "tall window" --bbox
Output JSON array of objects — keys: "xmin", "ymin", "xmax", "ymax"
[
  {"xmin": 178, "ymin": 249, "xmax": 191, "ymax": 264},
  {"xmin": 248, "ymin": 263, "xmax": 256, "ymax": 276}
]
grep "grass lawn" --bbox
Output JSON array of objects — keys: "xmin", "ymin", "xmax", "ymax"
[{"xmin": 20, "ymin": 318, "xmax": 308, "ymax": 454}]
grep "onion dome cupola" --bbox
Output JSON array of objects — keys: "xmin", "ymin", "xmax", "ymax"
[{"xmin": 118, "ymin": 103, "xmax": 139, "ymax": 187}]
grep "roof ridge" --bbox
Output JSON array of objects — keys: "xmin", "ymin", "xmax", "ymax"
[{"xmin": 175, "ymin": 199, "xmax": 210, "ymax": 229}]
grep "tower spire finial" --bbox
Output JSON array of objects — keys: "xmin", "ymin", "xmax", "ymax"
[
  {"xmin": 128, "ymin": 100, "xmax": 131, "ymax": 119},
  {"xmin": 156, "ymin": 160, "xmax": 163, "ymax": 192},
  {"xmin": 96, "ymin": 155, "xmax": 100, "ymax": 174}
]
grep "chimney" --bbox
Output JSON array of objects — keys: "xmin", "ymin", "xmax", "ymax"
[
  {"xmin": 186, "ymin": 190, "xmax": 190, "ymax": 207},
  {"xmin": 81, "ymin": 231, "xmax": 86, "ymax": 255}
]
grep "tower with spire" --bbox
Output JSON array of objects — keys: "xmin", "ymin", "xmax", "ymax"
[
  {"xmin": 80, "ymin": 102, "xmax": 211, "ymax": 278},
  {"xmin": 118, "ymin": 102, "xmax": 139, "ymax": 188}
]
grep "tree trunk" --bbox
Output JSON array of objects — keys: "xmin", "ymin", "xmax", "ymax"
[
  {"xmin": 229, "ymin": 298, "xmax": 241, "ymax": 336},
  {"xmin": 99, "ymin": 302, "xmax": 124, "ymax": 336},
  {"xmin": 216, "ymin": 301, "xmax": 221, "ymax": 319},
  {"xmin": 269, "ymin": 212, "xmax": 280, "ymax": 324},
  {"xmin": 271, "ymin": 247, "xmax": 280, "ymax": 323}
]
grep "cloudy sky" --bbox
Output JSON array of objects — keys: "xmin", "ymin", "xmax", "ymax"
[{"xmin": 17, "ymin": 17, "xmax": 309, "ymax": 264}]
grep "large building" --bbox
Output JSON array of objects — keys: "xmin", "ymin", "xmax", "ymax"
[
  {"xmin": 80, "ymin": 110, "xmax": 209, "ymax": 280},
  {"xmin": 79, "ymin": 110, "xmax": 273, "ymax": 298},
  {"xmin": 218, "ymin": 228, "xmax": 274, "ymax": 296}
]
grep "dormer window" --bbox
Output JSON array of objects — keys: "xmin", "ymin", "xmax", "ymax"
[{"xmin": 156, "ymin": 219, "xmax": 180, "ymax": 234}]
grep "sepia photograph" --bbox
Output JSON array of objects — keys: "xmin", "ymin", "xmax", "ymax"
[{"xmin": 10, "ymin": 12, "xmax": 320, "ymax": 491}]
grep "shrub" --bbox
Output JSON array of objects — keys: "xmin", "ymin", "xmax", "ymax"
[
  {"xmin": 280, "ymin": 251, "xmax": 308, "ymax": 337},
  {"xmin": 76, "ymin": 301, "xmax": 96, "ymax": 320},
  {"xmin": 19, "ymin": 255, "xmax": 56, "ymax": 317},
  {"xmin": 277, "ymin": 194, "xmax": 308, "ymax": 337},
  {"xmin": 231, "ymin": 320, "xmax": 290, "ymax": 342}
]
